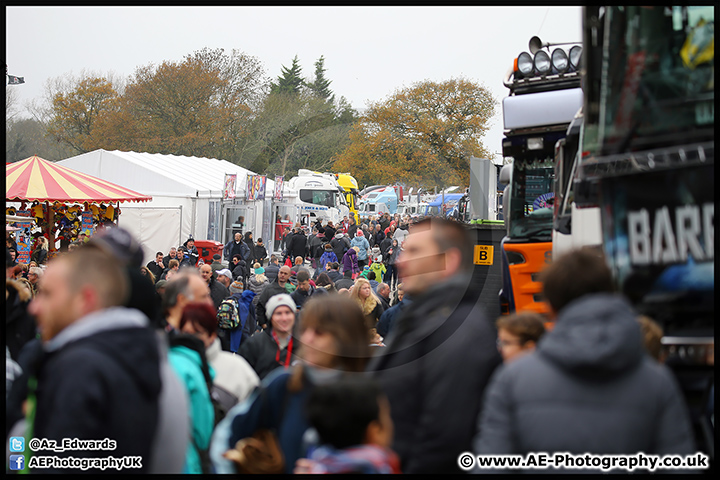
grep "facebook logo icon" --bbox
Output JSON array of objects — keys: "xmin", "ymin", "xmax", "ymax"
[{"xmin": 9, "ymin": 455, "xmax": 25, "ymax": 471}]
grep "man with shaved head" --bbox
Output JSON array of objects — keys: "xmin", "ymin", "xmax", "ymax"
[
  {"xmin": 255, "ymin": 265, "xmax": 294, "ymax": 330},
  {"xmin": 200, "ymin": 263, "xmax": 229, "ymax": 309},
  {"xmin": 24, "ymin": 247, "xmax": 166, "ymax": 473}
]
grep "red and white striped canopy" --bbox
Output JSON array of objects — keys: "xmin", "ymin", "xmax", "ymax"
[{"xmin": 6, "ymin": 155, "xmax": 151, "ymax": 204}]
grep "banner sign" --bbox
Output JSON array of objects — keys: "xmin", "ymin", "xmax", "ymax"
[
  {"xmin": 274, "ymin": 176, "xmax": 284, "ymax": 201},
  {"xmin": 11, "ymin": 210, "xmax": 33, "ymax": 264},
  {"xmin": 81, "ymin": 211, "xmax": 94, "ymax": 235},
  {"xmin": 223, "ymin": 174, "xmax": 237, "ymax": 201},
  {"xmin": 246, "ymin": 175, "xmax": 266, "ymax": 201},
  {"xmin": 600, "ymin": 164, "xmax": 714, "ymax": 316}
]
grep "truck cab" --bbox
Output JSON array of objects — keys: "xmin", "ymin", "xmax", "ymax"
[
  {"xmin": 362, "ymin": 186, "xmax": 399, "ymax": 214},
  {"xmin": 285, "ymin": 169, "xmax": 350, "ymax": 225},
  {"xmin": 330, "ymin": 172, "xmax": 361, "ymax": 224}
]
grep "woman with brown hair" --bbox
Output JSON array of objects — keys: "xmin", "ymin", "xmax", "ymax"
[
  {"xmin": 179, "ymin": 302, "xmax": 260, "ymax": 408},
  {"xmin": 314, "ymin": 272, "xmax": 336, "ymax": 294},
  {"xmin": 139, "ymin": 265, "xmax": 156, "ymax": 285},
  {"xmin": 212, "ymin": 295, "xmax": 373, "ymax": 474}
]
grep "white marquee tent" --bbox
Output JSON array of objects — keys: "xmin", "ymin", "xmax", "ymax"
[{"xmin": 57, "ymin": 149, "xmax": 276, "ymax": 265}]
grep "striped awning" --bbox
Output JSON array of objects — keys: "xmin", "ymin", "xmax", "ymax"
[{"xmin": 6, "ymin": 155, "xmax": 152, "ymax": 204}]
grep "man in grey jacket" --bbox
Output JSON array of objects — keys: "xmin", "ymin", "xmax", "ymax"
[
  {"xmin": 23, "ymin": 245, "xmax": 188, "ymax": 473},
  {"xmin": 473, "ymin": 248, "xmax": 696, "ymax": 473}
]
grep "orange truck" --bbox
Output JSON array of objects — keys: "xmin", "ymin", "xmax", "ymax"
[{"xmin": 497, "ymin": 35, "xmax": 583, "ymax": 316}]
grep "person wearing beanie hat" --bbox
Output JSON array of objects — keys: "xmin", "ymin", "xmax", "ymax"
[
  {"xmin": 237, "ymin": 293, "xmax": 297, "ymax": 379},
  {"xmin": 183, "ymin": 236, "xmax": 200, "ymax": 267},
  {"xmin": 319, "ymin": 242, "xmax": 338, "ymax": 273},
  {"xmin": 88, "ymin": 226, "xmax": 145, "ymax": 268},
  {"xmin": 265, "ymin": 293, "xmax": 297, "ymax": 317},
  {"xmin": 229, "ymin": 280, "xmax": 244, "ymax": 294},
  {"xmin": 351, "ymin": 227, "xmax": 371, "ymax": 270},
  {"xmin": 84, "ymin": 227, "xmax": 165, "ymax": 326},
  {"xmin": 248, "ymin": 263, "xmax": 269, "ymax": 309},
  {"xmin": 331, "ymin": 231, "xmax": 351, "ymax": 268}
]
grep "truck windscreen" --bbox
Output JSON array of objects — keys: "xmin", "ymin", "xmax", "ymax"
[
  {"xmin": 299, "ymin": 189, "xmax": 336, "ymax": 207},
  {"xmin": 586, "ymin": 6, "xmax": 714, "ymax": 156},
  {"xmin": 508, "ymin": 158, "xmax": 555, "ymax": 240}
]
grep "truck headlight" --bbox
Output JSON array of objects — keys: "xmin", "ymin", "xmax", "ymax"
[
  {"xmin": 552, "ymin": 48, "xmax": 569, "ymax": 73},
  {"xmin": 569, "ymin": 45, "xmax": 582, "ymax": 71},
  {"xmin": 527, "ymin": 137, "xmax": 544, "ymax": 150},
  {"xmin": 517, "ymin": 52, "xmax": 534, "ymax": 77},
  {"xmin": 533, "ymin": 50, "xmax": 551, "ymax": 75}
]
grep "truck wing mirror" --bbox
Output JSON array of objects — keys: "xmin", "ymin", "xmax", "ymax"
[{"xmin": 499, "ymin": 164, "xmax": 512, "ymax": 184}]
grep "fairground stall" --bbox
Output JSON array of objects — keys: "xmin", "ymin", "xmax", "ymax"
[{"xmin": 6, "ymin": 155, "xmax": 151, "ymax": 263}]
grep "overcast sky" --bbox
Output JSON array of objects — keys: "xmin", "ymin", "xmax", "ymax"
[{"xmin": 6, "ymin": 6, "xmax": 583, "ymax": 163}]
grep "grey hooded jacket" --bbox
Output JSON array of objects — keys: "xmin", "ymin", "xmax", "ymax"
[
  {"xmin": 474, "ymin": 293, "xmax": 695, "ymax": 473},
  {"xmin": 31, "ymin": 308, "xmax": 188, "ymax": 473}
]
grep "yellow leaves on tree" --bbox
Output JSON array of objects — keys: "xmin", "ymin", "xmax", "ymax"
[
  {"xmin": 45, "ymin": 49, "xmax": 266, "ymax": 159},
  {"xmin": 47, "ymin": 77, "xmax": 119, "ymax": 154},
  {"xmin": 333, "ymin": 78, "xmax": 497, "ymax": 189},
  {"xmin": 102, "ymin": 59, "xmax": 227, "ymax": 157}
]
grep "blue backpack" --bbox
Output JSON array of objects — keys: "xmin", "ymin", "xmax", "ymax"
[{"xmin": 228, "ymin": 292, "xmax": 257, "ymax": 353}]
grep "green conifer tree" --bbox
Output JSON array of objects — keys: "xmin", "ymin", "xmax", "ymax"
[
  {"xmin": 270, "ymin": 55, "xmax": 304, "ymax": 95},
  {"xmin": 306, "ymin": 56, "xmax": 334, "ymax": 103}
]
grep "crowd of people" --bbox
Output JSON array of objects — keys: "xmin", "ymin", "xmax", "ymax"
[{"xmin": 4, "ymin": 211, "xmax": 701, "ymax": 474}]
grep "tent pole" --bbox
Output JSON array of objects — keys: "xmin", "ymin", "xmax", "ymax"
[{"xmin": 46, "ymin": 202, "xmax": 56, "ymax": 252}]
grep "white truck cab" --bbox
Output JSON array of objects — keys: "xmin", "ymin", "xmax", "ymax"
[{"xmin": 285, "ymin": 169, "xmax": 350, "ymax": 225}]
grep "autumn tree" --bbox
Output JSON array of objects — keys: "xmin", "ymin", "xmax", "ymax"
[
  {"xmin": 109, "ymin": 57, "xmax": 226, "ymax": 155},
  {"xmin": 45, "ymin": 76, "xmax": 120, "ymax": 154},
  {"xmin": 333, "ymin": 78, "xmax": 497, "ymax": 188},
  {"xmin": 37, "ymin": 50, "xmax": 357, "ymax": 175},
  {"xmin": 186, "ymin": 48, "xmax": 268, "ymax": 162},
  {"xmin": 42, "ymin": 49, "xmax": 267, "ymax": 159}
]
